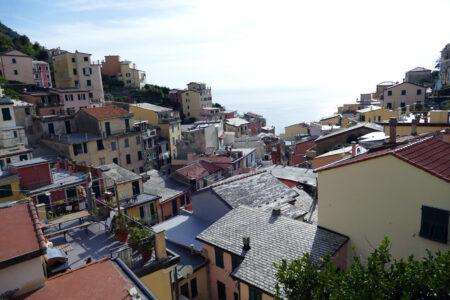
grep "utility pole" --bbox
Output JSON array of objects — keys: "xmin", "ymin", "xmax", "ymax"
[{"xmin": 114, "ymin": 180, "xmax": 121, "ymax": 215}]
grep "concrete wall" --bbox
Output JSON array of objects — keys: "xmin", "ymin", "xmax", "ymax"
[
  {"xmin": 0, "ymin": 256, "xmax": 45, "ymax": 297},
  {"xmin": 318, "ymin": 154, "xmax": 450, "ymax": 263},
  {"xmin": 0, "ymin": 51, "xmax": 34, "ymax": 84},
  {"xmin": 0, "ymin": 128, "xmax": 27, "ymax": 148},
  {"xmin": 233, "ymin": 141, "xmax": 265, "ymax": 160}
]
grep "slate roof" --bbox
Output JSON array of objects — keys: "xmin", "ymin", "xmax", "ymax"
[
  {"xmin": 210, "ymin": 171, "xmax": 298, "ymax": 208},
  {"xmin": 267, "ymin": 165, "xmax": 317, "ymax": 187},
  {"xmin": 81, "ymin": 106, "xmax": 132, "ymax": 120},
  {"xmin": 131, "ymin": 103, "xmax": 173, "ymax": 113},
  {"xmin": 176, "ymin": 160, "xmax": 223, "ymax": 180},
  {"xmin": 143, "ymin": 170, "xmax": 189, "ymax": 203},
  {"xmin": 316, "ymin": 133, "xmax": 450, "ymax": 182},
  {"xmin": 315, "ymin": 122, "xmax": 382, "ymax": 142},
  {"xmin": 101, "ymin": 163, "xmax": 141, "ymax": 185},
  {"xmin": 120, "ymin": 193, "xmax": 160, "ymax": 209},
  {"xmin": 196, "ymin": 206, "xmax": 348, "ymax": 296}
]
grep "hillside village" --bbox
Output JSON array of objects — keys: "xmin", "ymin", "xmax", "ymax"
[{"xmin": 0, "ymin": 23, "xmax": 449, "ymax": 300}]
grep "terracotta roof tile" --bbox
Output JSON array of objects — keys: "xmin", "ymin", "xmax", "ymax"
[
  {"xmin": 0, "ymin": 202, "xmax": 46, "ymax": 263},
  {"xmin": 176, "ymin": 160, "xmax": 223, "ymax": 180},
  {"xmin": 81, "ymin": 106, "xmax": 132, "ymax": 120}
]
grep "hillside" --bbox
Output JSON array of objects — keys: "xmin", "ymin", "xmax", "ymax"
[{"xmin": 0, "ymin": 21, "xmax": 48, "ymax": 60}]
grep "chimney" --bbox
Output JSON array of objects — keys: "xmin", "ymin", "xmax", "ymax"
[
  {"xmin": 389, "ymin": 117, "xmax": 397, "ymax": 144},
  {"xmin": 154, "ymin": 228, "xmax": 167, "ymax": 260},
  {"xmin": 411, "ymin": 116, "xmax": 419, "ymax": 136},
  {"xmin": 243, "ymin": 237, "xmax": 250, "ymax": 251},
  {"xmin": 272, "ymin": 207, "xmax": 281, "ymax": 216},
  {"xmin": 351, "ymin": 141, "xmax": 356, "ymax": 156},
  {"xmin": 68, "ymin": 165, "xmax": 73, "ymax": 175}
]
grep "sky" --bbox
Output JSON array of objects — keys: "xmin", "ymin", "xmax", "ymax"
[{"xmin": 1, "ymin": 0, "xmax": 450, "ymax": 128}]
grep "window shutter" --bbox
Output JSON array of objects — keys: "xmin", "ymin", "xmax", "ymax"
[{"xmin": 73, "ymin": 144, "xmax": 78, "ymax": 156}]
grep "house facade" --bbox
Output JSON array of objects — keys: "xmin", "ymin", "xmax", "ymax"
[
  {"xmin": 181, "ymin": 82, "xmax": 213, "ymax": 120},
  {"xmin": 381, "ymin": 82, "xmax": 426, "ymax": 110},
  {"xmin": 0, "ymin": 50, "xmax": 34, "ymax": 84},
  {"xmin": 224, "ymin": 118, "xmax": 249, "ymax": 138}
]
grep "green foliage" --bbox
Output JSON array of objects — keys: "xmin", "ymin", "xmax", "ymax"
[
  {"xmin": 128, "ymin": 225, "xmax": 153, "ymax": 252},
  {"xmin": 213, "ymin": 102, "xmax": 223, "ymax": 108},
  {"xmin": 0, "ymin": 22, "xmax": 48, "ymax": 60},
  {"xmin": 274, "ymin": 237, "xmax": 450, "ymax": 299}
]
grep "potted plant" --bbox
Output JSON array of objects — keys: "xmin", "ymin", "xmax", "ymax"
[
  {"xmin": 88, "ymin": 209, "xmax": 99, "ymax": 221},
  {"xmin": 114, "ymin": 215, "xmax": 129, "ymax": 242},
  {"xmin": 128, "ymin": 226, "xmax": 154, "ymax": 261}
]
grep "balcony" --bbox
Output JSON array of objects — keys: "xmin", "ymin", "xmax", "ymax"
[
  {"xmin": 142, "ymin": 129, "xmax": 157, "ymax": 139},
  {"xmin": 90, "ymin": 98, "xmax": 102, "ymax": 104}
]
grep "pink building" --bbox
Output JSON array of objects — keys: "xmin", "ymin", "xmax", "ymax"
[
  {"xmin": 49, "ymin": 88, "xmax": 91, "ymax": 115},
  {"xmin": 32, "ymin": 60, "xmax": 52, "ymax": 88}
]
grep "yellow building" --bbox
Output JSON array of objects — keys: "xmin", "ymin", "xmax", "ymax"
[
  {"xmin": 316, "ymin": 132, "xmax": 450, "ymax": 263},
  {"xmin": 320, "ymin": 115, "xmax": 341, "ymax": 126},
  {"xmin": 280, "ymin": 123, "xmax": 309, "ymax": 139},
  {"xmin": 181, "ymin": 82, "xmax": 213, "ymax": 120},
  {"xmin": 382, "ymin": 111, "xmax": 449, "ymax": 137},
  {"xmin": 357, "ymin": 105, "xmax": 397, "ymax": 122},
  {"xmin": 0, "ymin": 171, "xmax": 25, "ymax": 202},
  {"xmin": 337, "ymin": 103, "xmax": 365, "ymax": 114},
  {"xmin": 130, "ymin": 103, "xmax": 181, "ymax": 159},
  {"xmin": 53, "ymin": 51, "xmax": 104, "ymax": 104},
  {"xmin": 118, "ymin": 61, "xmax": 146, "ymax": 89}
]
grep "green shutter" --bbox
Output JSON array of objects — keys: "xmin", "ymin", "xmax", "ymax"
[
  {"xmin": 139, "ymin": 206, "xmax": 145, "ymax": 219},
  {"xmin": 215, "ymin": 248, "xmax": 224, "ymax": 268},
  {"xmin": 420, "ymin": 206, "xmax": 449, "ymax": 244}
]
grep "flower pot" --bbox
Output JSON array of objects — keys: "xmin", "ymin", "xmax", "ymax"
[
  {"xmin": 139, "ymin": 248, "xmax": 153, "ymax": 261},
  {"xmin": 115, "ymin": 233, "xmax": 129, "ymax": 243}
]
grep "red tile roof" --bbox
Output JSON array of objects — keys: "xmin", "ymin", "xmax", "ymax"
[
  {"xmin": 81, "ymin": 106, "xmax": 132, "ymax": 120},
  {"xmin": 176, "ymin": 160, "xmax": 223, "ymax": 180},
  {"xmin": 0, "ymin": 202, "xmax": 46, "ymax": 263},
  {"xmin": 22, "ymin": 258, "xmax": 136, "ymax": 299},
  {"xmin": 317, "ymin": 133, "xmax": 450, "ymax": 182}
]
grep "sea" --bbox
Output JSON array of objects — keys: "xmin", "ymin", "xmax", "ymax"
[{"xmin": 214, "ymin": 86, "xmax": 354, "ymax": 134}]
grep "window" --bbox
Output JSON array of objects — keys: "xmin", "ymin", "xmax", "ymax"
[
  {"xmin": 138, "ymin": 151, "xmax": 143, "ymax": 160},
  {"xmin": 234, "ymin": 293, "xmax": 239, "ymax": 300},
  {"xmin": 83, "ymin": 142, "xmax": 88, "ymax": 153},
  {"xmin": 66, "ymin": 188, "xmax": 77, "ymax": 200},
  {"xmin": 35, "ymin": 73, "xmax": 39, "ymax": 79},
  {"xmin": 87, "ymin": 80, "xmax": 91, "ymax": 86},
  {"xmin": 401, "ymin": 90, "xmax": 406, "ymax": 96},
  {"xmin": 78, "ymin": 94, "xmax": 86, "ymax": 100},
  {"xmin": 360, "ymin": 115, "xmax": 366, "ymax": 122},
  {"xmin": 12, "ymin": 131, "xmax": 17, "ymax": 138},
  {"xmin": 126, "ymin": 80, "xmax": 131, "ymax": 84},
  {"xmin": 46, "ymin": 66, "xmax": 49, "ymax": 71},
  {"xmin": 191, "ymin": 278, "xmax": 198, "ymax": 298},
  {"xmin": 75, "ymin": 80, "xmax": 79, "ymax": 86},
  {"xmin": 125, "ymin": 119, "xmax": 130, "ymax": 132},
  {"xmin": 84, "ymin": 56, "xmax": 88, "ymax": 61},
  {"xmin": 14, "ymin": 70, "xmax": 18, "ymax": 75},
  {"xmin": 126, "ymin": 154, "xmax": 131, "ymax": 164},
  {"xmin": 249, "ymin": 286, "xmax": 262, "ymax": 300},
  {"xmin": 99, "ymin": 157, "xmax": 105, "ymax": 165},
  {"xmin": 111, "ymin": 142, "xmax": 116, "ymax": 151},
  {"xmin": 419, "ymin": 205, "xmax": 448, "ymax": 244},
  {"xmin": 19, "ymin": 155, "xmax": 28, "ymax": 161},
  {"xmin": 12, "ymin": 58, "xmax": 16, "ymax": 64},
  {"xmin": 387, "ymin": 90, "xmax": 392, "ymax": 96},
  {"xmin": 97, "ymin": 140, "xmax": 104, "ymax": 150},
  {"xmin": 400, "ymin": 102, "xmax": 406, "ymax": 108},
  {"xmin": 124, "ymin": 138, "xmax": 129, "ymax": 147},
  {"xmin": 231, "ymin": 254, "xmax": 242, "ymax": 271},
  {"xmin": 214, "ymin": 247, "xmax": 224, "ymax": 268},
  {"xmin": 71, "ymin": 57, "xmax": 75, "ymax": 62},
  {"xmin": 217, "ymin": 281, "xmax": 226, "ymax": 300},
  {"xmin": 172, "ymin": 137, "xmax": 175, "ymax": 145},
  {"xmin": 136, "ymin": 136, "xmax": 141, "ymax": 144},
  {"xmin": 180, "ymin": 284, "xmax": 189, "ymax": 298},
  {"xmin": 113, "ymin": 157, "xmax": 118, "ymax": 164},
  {"xmin": 73, "ymin": 68, "xmax": 77, "ymax": 75},
  {"xmin": 417, "ymin": 89, "xmax": 422, "ymax": 95},
  {"xmin": 6, "ymin": 158, "xmax": 10, "ymax": 164},
  {"xmin": 73, "ymin": 144, "xmax": 83, "ymax": 156},
  {"xmin": 0, "ymin": 184, "xmax": 13, "ymax": 198},
  {"xmin": 387, "ymin": 103, "xmax": 392, "ymax": 109},
  {"xmin": 89, "ymin": 92, "xmax": 93, "ymax": 98},
  {"xmin": 2, "ymin": 108, "xmax": 11, "ymax": 121},
  {"xmin": 126, "ymin": 73, "xmax": 131, "ymax": 77}
]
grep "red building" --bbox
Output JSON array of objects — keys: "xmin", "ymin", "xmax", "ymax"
[
  {"xmin": 32, "ymin": 60, "xmax": 52, "ymax": 88},
  {"xmin": 244, "ymin": 112, "xmax": 266, "ymax": 135}
]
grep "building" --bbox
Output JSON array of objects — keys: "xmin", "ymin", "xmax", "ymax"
[
  {"xmin": 380, "ymin": 112, "xmax": 450, "ymax": 137},
  {"xmin": 181, "ymin": 82, "xmax": 213, "ymax": 120},
  {"xmin": 172, "ymin": 159, "xmax": 225, "ymax": 191},
  {"xmin": 224, "ymin": 117, "xmax": 249, "ymax": 138},
  {"xmin": 102, "ymin": 55, "xmax": 147, "ymax": 89},
  {"xmin": 130, "ymin": 103, "xmax": 181, "ymax": 159},
  {"xmin": 404, "ymin": 67, "xmax": 432, "ymax": 85},
  {"xmin": 52, "ymin": 51, "xmax": 104, "ymax": 105},
  {"xmin": 196, "ymin": 205, "xmax": 349, "ymax": 300},
  {"xmin": 316, "ymin": 130, "xmax": 450, "ymax": 263},
  {"xmin": 375, "ymin": 81, "xmax": 396, "ymax": 100},
  {"xmin": 356, "ymin": 105, "xmax": 397, "ymax": 122},
  {"xmin": 312, "ymin": 143, "xmax": 367, "ymax": 169},
  {"xmin": 0, "ymin": 171, "xmax": 24, "ymax": 202},
  {"xmin": 143, "ymin": 169, "xmax": 189, "ymax": 221},
  {"xmin": 381, "ymin": 82, "xmax": 426, "ymax": 110},
  {"xmin": 43, "ymin": 106, "xmax": 145, "ymax": 173},
  {"xmin": 199, "ymin": 107, "xmax": 221, "ymax": 121},
  {"xmin": 320, "ymin": 115, "xmax": 341, "ymax": 126},
  {"xmin": 177, "ymin": 121, "xmax": 221, "ymax": 159},
  {"xmin": 243, "ymin": 112, "xmax": 266, "ymax": 135},
  {"xmin": 280, "ymin": 122, "xmax": 309, "ymax": 140},
  {"xmin": 32, "ymin": 60, "xmax": 52, "ymax": 88},
  {"xmin": 438, "ymin": 43, "xmax": 450, "ymax": 86},
  {"xmin": 168, "ymin": 89, "xmax": 183, "ymax": 106},
  {"xmin": 0, "ymin": 50, "xmax": 34, "ymax": 84}
]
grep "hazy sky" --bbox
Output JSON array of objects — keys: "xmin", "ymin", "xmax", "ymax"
[{"xmin": 1, "ymin": 0, "xmax": 450, "ymax": 95}]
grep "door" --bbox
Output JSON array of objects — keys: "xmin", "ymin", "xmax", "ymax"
[
  {"xmin": 172, "ymin": 199, "xmax": 178, "ymax": 216},
  {"xmin": 132, "ymin": 181, "xmax": 140, "ymax": 195},
  {"xmin": 65, "ymin": 120, "xmax": 71, "ymax": 134},
  {"xmin": 48, "ymin": 123, "xmax": 55, "ymax": 135}
]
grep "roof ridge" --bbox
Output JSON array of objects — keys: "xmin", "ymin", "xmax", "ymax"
[
  {"xmin": 208, "ymin": 170, "xmax": 267, "ymax": 189},
  {"xmin": 28, "ymin": 201, "xmax": 47, "ymax": 250}
]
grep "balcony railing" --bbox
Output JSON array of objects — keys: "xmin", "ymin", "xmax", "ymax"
[{"xmin": 142, "ymin": 129, "xmax": 157, "ymax": 139}]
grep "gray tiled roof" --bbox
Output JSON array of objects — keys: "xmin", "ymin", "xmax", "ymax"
[
  {"xmin": 266, "ymin": 165, "xmax": 317, "ymax": 187},
  {"xmin": 196, "ymin": 206, "xmax": 348, "ymax": 296},
  {"xmin": 211, "ymin": 172, "xmax": 298, "ymax": 208},
  {"xmin": 101, "ymin": 163, "xmax": 141, "ymax": 185},
  {"xmin": 143, "ymin": 170, "xmax": 189, "ymax": 203}
]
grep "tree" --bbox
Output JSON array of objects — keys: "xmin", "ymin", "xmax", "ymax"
[{"xmin": 274, "ymin": 237, "xmax": 450, "ymax": 299}]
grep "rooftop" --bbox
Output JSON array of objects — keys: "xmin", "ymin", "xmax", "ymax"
[
  {"xmin": 143, "ymin": 170, "xmax": 189, "ymax": 203},
  {"xmin": 315, "ymin": 122, "xmax": 382, "ymax": 142},
  {"xmin": 356, "ymin": 105, "xmax": 384, "ymax": 113},
  {"xmin": 314, "ymin": 144, "xmax": 367, "ymax": 159},
  {"xmin": 22, "ymin": 258, "xmax": 154, "ymax": 300},
  {"xmin": 0, "ymin": 96, "xmax": 13, "ymax": 105},
  {"xmin": 196, "ymin": 206, "xmax": 348, "ymax": 296},
  {"xmin": 266, "ymin": 165, "xmax": 317, "ymax": 187},
  {"xmin": 0, "ymin": 202, "xmax": 46, "ymax": 265},
  {"xmin": 120, "ymin": 193, "xmax": 160, "ymax": 210},
  {"xmin": 176, "ymin": 160, "xmax": 223, "ymax": 180},
  {"xmin": 408, "ymin": 67, "xmax": 431, "ymax": 72},
  {"xmin": 166, "ymin": 241, "xmax": 208, "ymax": 281},
  {"xmin": 226, "ymin": 117, "xmax": 249, "ymax": 127},
  {"xmin": 81, "ymin": 106, "xmax": 133, "ymax": 120},
  {"xmin": 101, "ymin": 163, "xmax": 141, "ymax": 186},
  {"xmin": 9, "ymin": 157, "xmax": 50, "ymax": 168},
  {"xmin": 131, "ymin": 103, "xmax": 173, "ymax": 113},
  {"xmin": 316, "ymin": 132, "xmax": 450, "ymax": 182}
]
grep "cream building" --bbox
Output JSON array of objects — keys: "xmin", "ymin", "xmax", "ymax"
[
  {"xmin": 118, "ymin": 61, "xmax": 146, "ymax": 89},
  {"xmin": 280, "ymin": 123, "xmax": 309, "ymax": 139},
  {"xmin": 381, "ymin": 82, "xmax": 426, "ymax": 110},
  {"xmin": 130, "ymin": 103, "xmax": 181, "ymax": 159},
  {"xmin": 316, "ymin": 132, "xmax": 450, "ymax": 263},
  {"xmin": 0, "ymin": 50, "xmax": 34, "ymax": 84},
  {"xmin": 181, "ymin": 82, "xmax": 212, "ymax": 120},
  {"xmin": 53, "ymin": 51, "xmax": 104, "ymax": 105}
]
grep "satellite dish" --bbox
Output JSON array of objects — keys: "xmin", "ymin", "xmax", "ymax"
[{"xmin": 180, "ymin": 265, "xmax": 193, "ymax": 279}]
